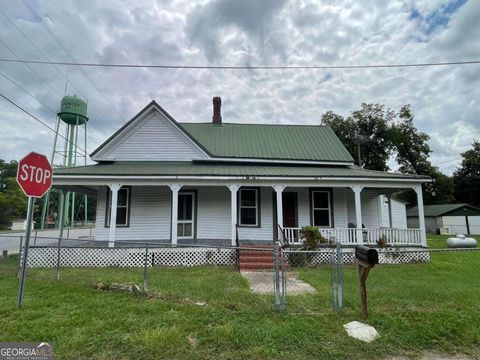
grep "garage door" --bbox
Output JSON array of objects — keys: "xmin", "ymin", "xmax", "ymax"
[{"xmin": 442, "ymin": 216, "xmax": 468, "ymax": 235}]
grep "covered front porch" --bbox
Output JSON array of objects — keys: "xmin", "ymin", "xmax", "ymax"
[{"xmin": 54, "ymin": 179, "xmax": 427, "ymax": 248}]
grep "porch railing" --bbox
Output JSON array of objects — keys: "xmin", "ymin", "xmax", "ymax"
[{"xmin": 282, "ymin": 227, "xmax": 423, "ymax": 246}]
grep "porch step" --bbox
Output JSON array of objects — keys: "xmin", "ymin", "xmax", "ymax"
[
  {"xmin": 240, "ymin": 256, "xmax": 274, "ymax": 264},
  {"xmin": 239, "ymin": 263, "xmax": 276, "ymax": 270},
  {"xmin": 238, "ymin": 250, "xmax": 274, "ymax": 257},
  {"xmin": 238, "ymin": 245, "xmax": 276, "ymax": 270}
]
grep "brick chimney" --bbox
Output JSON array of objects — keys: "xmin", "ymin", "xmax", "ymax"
[{"xmin": 212, "ymin": 97, "xmax": 222, "ymax": 125}]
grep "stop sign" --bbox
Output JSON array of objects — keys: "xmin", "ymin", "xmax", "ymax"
[{"xmin": 16, "ymin": 152, "xmax": 53, "ymax": 198}]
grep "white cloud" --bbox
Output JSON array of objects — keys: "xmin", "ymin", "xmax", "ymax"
[{"xmin": 0, "ymin": 0, "xmax": 478, "ymax": 174}]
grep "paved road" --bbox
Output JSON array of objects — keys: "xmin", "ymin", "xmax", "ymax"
[{"xmin": 0, "ymin": 227, "xmax": 95, "ymax": 254}]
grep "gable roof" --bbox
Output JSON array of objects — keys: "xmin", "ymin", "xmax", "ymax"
[
  {"xmin": 90, "ymin": 100, "xmax": 355, "ymax": 164},
  {"xmin": 406, "ymin": 203, "xmax": 480, "ymax": 217},
  {"xmin": 90, "ymin": 101, "xmax": 210, "ymax": 159},
  {"xmin": 179, "ymin": 123, "xmax": 354, "ymax": 163}
]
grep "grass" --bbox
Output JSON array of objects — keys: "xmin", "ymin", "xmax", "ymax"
[
  {"xmin": 427, "ymin": 234, "xmax": 479, "ymax": 248},
  {"xmin": 0, "ymin": 240, "xmax": 479, "ymax": 359}
]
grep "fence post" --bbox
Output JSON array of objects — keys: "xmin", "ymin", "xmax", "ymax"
[
  {"xmin": 336, "ymin": 243, "xmax": 343, "ymax": 309},
  {"xmin": 55, "ymin": 237, "xmax": 62, "ymax": 282},
  {"xmin": 280, "ymin": 246, "xmax": 287, "ymax": 308},
  {"xmin": 273, "ymin": 240, "xmax": 284, "ymax": 311},
  {"xmin": 17, "ymin": 236, "xmax": 23, "ymax": 279},
  {"xmin": 331, "ymin": 243, "xmax": 344, "ymax": 310},
  {"xmin": 142, "ymin": 244, "xmax": 149, "ymax": 292}
]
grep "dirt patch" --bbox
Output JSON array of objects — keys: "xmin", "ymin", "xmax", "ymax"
[{"xmin": 91, "ymin": 282, "xmax": 207, "ymax": 306}]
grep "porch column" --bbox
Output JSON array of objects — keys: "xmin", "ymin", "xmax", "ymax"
[
  {"xmin": 228, "ymin": 185, "xmax": 240, "ymax": 246},
  {"xmin": 387, "ymin": 194, "xmax": 393, "ymax": 228},
  {"xmin": 108, "ymin": 184, "xmax": 122, "ymax": 248},
  {"xmin": 273, "ymin": 185, "xmax": 285, "ymax": 240},
  {"xmin": 414, "ymin": 185, "xmax": 427, "ymax": 247},
  {"xmin": 351, "ymin": 185, "xmax": 364, "ymax": 244},
  {"xmin": 169, "ymin": 184, "xmax": 182, "ymax": 245}
]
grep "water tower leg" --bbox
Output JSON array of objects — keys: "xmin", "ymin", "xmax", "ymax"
[
  {"xmin": 71, "ymin": 193, "xmax": 75, "ymax": 228},
  {"xmin": 40, "ymin": 192, "xmax": 50, "ymax": 229},
  {"xmin": 83, "ymin": 123, "xmax": 88, "ymax": 226},
  {"xmin": 41, "ymin": 116, "xmax": 62, "ymax": 229},
  {"xmin": 84, "ymin": 195, "xmax": 88, "ymax": 226}
]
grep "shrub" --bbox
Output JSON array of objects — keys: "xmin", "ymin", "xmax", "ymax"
[
  {"xmin": 377, "ymin": 234, "xmax": 387, "ymax": 247},
  {"xmin": 298, "ymin": 226, "xmax": 328, "ymax": 250}
]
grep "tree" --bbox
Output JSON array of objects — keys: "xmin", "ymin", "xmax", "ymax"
[
  {"xmin": 0, "ymin": 177, "xmax": 28, "ymax": 229},
  {"xmin": 321, "ymin": 104, "xmax": 456, "ymax": 205},
  {"xmin": 321, "ymin": 103, "xmax": 394, "ymax": 171},
  {"xmin": 453, "ymin": 141, "xmax": 480, "ymax": 207},
  {"xmin": 0, "ymin": 160, "xmax": 18, "ymax": 190},
  {"xmin": 390, "ymin": 105, "xmax": 432, "ymax": 175}
]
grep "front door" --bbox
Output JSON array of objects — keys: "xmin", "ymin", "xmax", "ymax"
[
  {"xmin": 178, "ymin": 192, "xmax": 195, "ymax": 239},
  {"xmin": 282, "ymin": 192, "xmax": 297, "ymax": 228}
]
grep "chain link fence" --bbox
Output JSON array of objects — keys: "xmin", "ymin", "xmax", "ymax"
[{"xmin": 9, "ymin": 236, "xmax": 480, "ymax": 315}]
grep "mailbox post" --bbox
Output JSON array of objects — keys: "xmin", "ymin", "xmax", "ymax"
[{"xmin": 355, "ymin": 245, "xmax": 378, "ymax": 320}]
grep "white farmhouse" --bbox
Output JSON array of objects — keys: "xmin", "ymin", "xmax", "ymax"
[{"xmin": 53, "ymin": 98, "xmax": 430, "ymax": 248}]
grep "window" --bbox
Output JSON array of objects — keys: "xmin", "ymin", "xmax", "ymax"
[
  {"xmin": 238, "ymin": 188, "xmax": 259, "ymax": 226},
  {"xmin": 106, "ymin": 186, "xmax": 130, "ymax": 227},
  {"xmin": 177, "ymin": 192, "xmax": 195, "ymax": 238},
  {"xmin": 311, "ymin": 190, "xmax": 331, "ymax": 227}
]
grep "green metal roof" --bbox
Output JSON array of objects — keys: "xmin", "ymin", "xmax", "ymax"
[
  {"xmin": 407, "ymin": 203, "xmax": 480, "ymax": 217},
  {"xmin": 179, "ymin": 123, "xmax": 354, "ymax": 163},
  {"xmin": 54, "ymin": 161, "xmax": 428, "ymax": 180}
]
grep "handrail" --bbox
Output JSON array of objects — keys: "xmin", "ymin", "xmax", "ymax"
[
  {"xmin": 281, "ymin": 227, "xmax": 424, "ymax": 246},
  {"xmin": 276, "ymin": 224, "xmax": 286, "ymax": 248}
]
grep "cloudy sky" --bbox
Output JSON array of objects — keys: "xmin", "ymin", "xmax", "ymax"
[{"xmin": 0, "ymin": 0, "xmax": 479, "ymax": 173}]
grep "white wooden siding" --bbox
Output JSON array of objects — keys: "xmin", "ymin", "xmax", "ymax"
[
  {"xmin": 94, "ymin": 186, "xmax": 389, "ymax": 242},
  {"xmin": 195, "ymin": 187, "xmax": 231, "ymax": 240},
  {"xmin": 345, "ymin": 189, "xmax": 380, "ymax": 228},
  {"xmin": 379, "ymin": 195, "xmax": 407, "ymax": 228},
  {"xmin": 237, "ymin": 188, "xmax": 274, "ymax": 241},
  {"xmin": 332, "ymin": 188, "xmax": 348, "ymax": 228},
  {"xmin": 93, "ymin": 110, "xmax": 208, "ymax": 161},
  {"xmin": 95, "ymin": 186, "xmax": 171, "ymax": 242},
  {"xmin": 292, "ymin": 187, "xmax": 310, "ymax": 228}
]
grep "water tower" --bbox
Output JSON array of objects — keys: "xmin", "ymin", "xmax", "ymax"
[{"xmin": 40, "ymin": 95, "xmax": 89, "ymax": 229}]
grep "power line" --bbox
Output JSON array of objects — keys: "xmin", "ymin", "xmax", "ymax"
[
  {"xmin": 0, "ymin": 70, "xmax": 101, "ymax": 146},
  {"xmin": 22, "ymin": 0, "xmax": 124, "ymax": 121},
  {"xmin": 0, "ymin": 70, "xmax": 57, "ymax": 113},
  {"xmin": 0, "ymin": 7, "xmax": 112, "ymax": 122},
  {"xmin": 0, "ymin": 92, "xmax": 88, "ymax": 157},
  {"xmin": 1, "ymin": 57, "xmax": 480, "ymax": 70},
  {"xmin": 0, "ymin": 38, "xmax": 63, "ymax": 98}
]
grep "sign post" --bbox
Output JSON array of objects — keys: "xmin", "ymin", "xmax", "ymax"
[{"xmin": 16, "ymin": 152, "xmax": 53, "ymax": 308}]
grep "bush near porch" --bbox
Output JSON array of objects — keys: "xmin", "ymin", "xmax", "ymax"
[{"xmin": 0, "ymin": 236, "xmax": 479, "ymax": 359}]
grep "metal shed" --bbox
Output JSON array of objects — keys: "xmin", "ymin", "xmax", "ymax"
[{"xmin": 407, "ymin": 203, "xmax": 480, "ymax": 235}]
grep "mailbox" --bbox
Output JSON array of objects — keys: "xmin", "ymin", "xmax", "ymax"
[{"xmin": 355, "ymin": 245, "xmax": 379, "ymax": 267}]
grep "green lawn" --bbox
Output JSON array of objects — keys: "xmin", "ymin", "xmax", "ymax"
[
  {"xmin": 0, "ymin": 245, "xmax": 479, "ymax": 359},
  {"xmin": 427, "ymin": 234, "xmax": 479, "ymax": 248}
]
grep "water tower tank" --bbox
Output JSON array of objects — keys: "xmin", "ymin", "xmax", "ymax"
[{"xmin": 58, "ymin": 95, "xmax": 88, "ymax": 125}]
